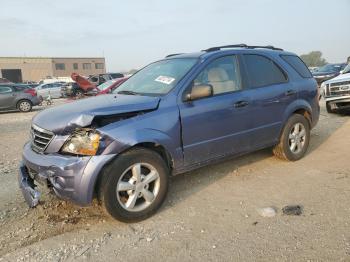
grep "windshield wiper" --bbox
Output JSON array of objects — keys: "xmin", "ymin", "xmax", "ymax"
[{"xmin": 117, "ymin": 90, "xmax": 140, "ymax": 95}]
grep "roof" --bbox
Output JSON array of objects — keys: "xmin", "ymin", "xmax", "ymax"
[
  {"xmin": 0, "ymin": 56, "xmax": 105, "ymax": 60},
  {"xmin": 164, "ymin": 45, "xmax": 296, "ymax": 60}
]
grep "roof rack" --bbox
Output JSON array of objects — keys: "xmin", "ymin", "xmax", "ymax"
[
  {"xmin": 165, "ymin": 53, "xmax": 184, "ymax": 58},
  {"xmin": 203, "ymin": 44, "xmax": 283, "ymax": 52}
]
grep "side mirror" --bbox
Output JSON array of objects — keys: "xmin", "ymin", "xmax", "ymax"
[
  {"xmin": 340, "ymin": 70, "xmax": 344, "ymax": 74},
  {"xmin": 185, "ymin": 84, "xmax": 213, "ymax": 101}
]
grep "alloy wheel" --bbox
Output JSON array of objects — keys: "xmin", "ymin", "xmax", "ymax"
[
  {"xmin": 288, "ymin": 122, "xmax": 306, "ymax": 154},
  {"xmin": 116, "ymin": 163, "xmax": 160, "ymax": 212}
]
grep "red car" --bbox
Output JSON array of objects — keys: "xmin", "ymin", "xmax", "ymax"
[{"xmin": 95, "ymin": 77, "xmax": 128, "ymax": 95}]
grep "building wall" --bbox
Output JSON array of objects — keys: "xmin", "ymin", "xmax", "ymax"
[
  {"xmin": 52, "ymin": 57, "xmax": 106, "ymax": 77},
  {"xmin": 0, "ymin": 57, "xmax": 106, "ymax": 82},
  {"xmin": 0, "ymin": 57, "xmax": 53, "ymax": 82}
]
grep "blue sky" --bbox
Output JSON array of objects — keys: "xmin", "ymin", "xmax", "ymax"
[{"xmin": 0, "ymin": 0, "xmax": 349, "ymax": 71}]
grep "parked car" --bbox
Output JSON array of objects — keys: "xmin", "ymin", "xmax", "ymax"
[
  {"xmin": 312, "ymin": 63, "xmax": 347, "ymax": 85},
  {"xmin": 21, "ymin": 81, "xmax": 39, "ymax": 88},
  {"xmin": 38, "ymin": 77, "xmax": 73, "ymax": 85},
  {"xmin": 308, "ymin": 67, "xmax": 319, "ymax": 73},
  {"xmin": 60, "ymin": 82, "xmax": 81, "ymax": 97},
  {"xmin": 0, "ymin": 78, "xmax": 11, "ymax": 83},
  {"xmin": 36, "ymin": 82, "xmax": 65, "ymax": 99},
  {"xmin": 95, "ymin": 77, "xmax": 129, "ymax": 95},
  {"xmin": 321, "ymin": 63, "xmax": 350, "ymax": 113},
  {"xmin": 88, "ymin": 73, "xmax": 124, "ymax": 86},
  {"xmin": 19, "ymin": 44, "xmax": 319, "ymax": 222},
  {"xmin": 0, "ymin": 83, "xmax": 41, "ymax": 112}
]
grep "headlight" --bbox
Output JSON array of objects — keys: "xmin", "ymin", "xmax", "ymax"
[{"xmin": 61, "ymin": 128, "xmax": 100, "ymax": 156}]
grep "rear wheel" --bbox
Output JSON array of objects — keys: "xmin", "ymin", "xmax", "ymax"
[
  {"xmin": 17, "ymin": 100, "xmax": 32, "ymax": 112},
  {"xmin": 98, "ymin": 148, "xmax": 169, "ymax": 222},
  {"xmin": 273, "ymin": 114, "xmax": 310, "ymax": 161}
]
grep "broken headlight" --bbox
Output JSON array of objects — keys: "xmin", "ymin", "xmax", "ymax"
[{"xmin": 61, "ymin": 128, "xmax": 100, "ymax": 156}]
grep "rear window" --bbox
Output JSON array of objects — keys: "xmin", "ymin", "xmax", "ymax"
[
  {"xmin": 243, "ymin": 54, "xmax": 288, "ymax": 88},
  {"xmin": 281, "ymin": 55, "xmax": 312, "ymax": 78}
]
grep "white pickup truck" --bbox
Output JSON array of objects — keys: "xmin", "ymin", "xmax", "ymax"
[{"xmin": 321, "ymin": 64, "xmax": 350, "ymax": 113}]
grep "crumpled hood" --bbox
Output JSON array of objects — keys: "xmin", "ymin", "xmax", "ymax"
[
  {"xmin": 33, "ymin": 94, "xmax": 160, "ymax": 134},
  {"xmin": 323, "ymin": 73, "xmax": 350, "ymax": 84}
]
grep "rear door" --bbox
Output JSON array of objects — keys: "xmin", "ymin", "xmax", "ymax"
[
  {"xmin": 240, "ymin": 54, "xmax": 296, "ymax": 148},
  {"xmin": 0, "ymin": 86, "xmax": 16, "ymax": 109},
  {"xmin": 37, "ymin": 84, "xmax": 49, "ymax": 98},
  {"xmin": 50, "ymin": 83, "xmax": 63, "ymax": 98}
]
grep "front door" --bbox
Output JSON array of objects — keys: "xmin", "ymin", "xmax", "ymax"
[
  {"xmin": 179, "ymin": 55, "xmax": 252, "ymax": 166},
  {"xmin": 0, "ymin": 86, "xmax": 15, "ymax": 109}
]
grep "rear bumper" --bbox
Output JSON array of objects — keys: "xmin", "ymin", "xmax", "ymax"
[
  {"xmin": 19, "ymin": 142, "xmax": 114, "ymax": 207},
  {"xmin": 31, "ymin": 96, "xmax": 42, "ymax": 106}
]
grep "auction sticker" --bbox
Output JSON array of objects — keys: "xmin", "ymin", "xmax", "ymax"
[{"xmin": 155, "ymin": 75, "xmax": 175, "ymax": 85}]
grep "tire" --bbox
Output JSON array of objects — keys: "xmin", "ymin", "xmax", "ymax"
[
  {"xmin": 98, "ymin": 148, "xmax": 169, "ymax": 222},
  {"xmin": 273, "ymin": 114, "xmax": 310, "ymax": 161},
  {"xmin": 17, "ymin": 100, "xmax": 32, "ymax": 112},
  {"xmin": 326, "ymin": 102, "xmax": 335, "ymax": 114},
  {"xmin": 75, "ymin": 90, "xmax": 83, "ymax": 98}
]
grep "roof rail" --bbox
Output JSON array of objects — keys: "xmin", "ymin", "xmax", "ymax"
[
  {"xmin": 203, "ymin": 44, "xmax": 283, "ymax": 52},
  {"xmin": 165, "ymin": 53, "xmax": 184, "ymax": 58}
]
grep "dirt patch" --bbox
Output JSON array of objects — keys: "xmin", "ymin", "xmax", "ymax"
[{"xmin": 1, "ymin": 100, "xmax": 350, "ymax": 261}]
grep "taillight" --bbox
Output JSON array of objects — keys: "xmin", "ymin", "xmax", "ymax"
[{"xmin": 24, "ymin": 88, "xmax": 37, "ymax": 97}]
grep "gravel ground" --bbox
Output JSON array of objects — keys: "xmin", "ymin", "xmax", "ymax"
[{"xmin": 0, "ymin": 99, "xmax": 349, "ymax": 261}]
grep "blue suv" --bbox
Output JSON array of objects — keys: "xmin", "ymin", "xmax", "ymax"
[{"xmin": 19, "ymin": 45, "xmax": 319, "ymax": 222}]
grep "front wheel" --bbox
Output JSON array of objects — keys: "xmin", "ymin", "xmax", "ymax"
[
  {"xmin": 98, "ymin": 148, "xmax": 169, "ymax": 222},
  {"xmin": 273, "ymin": 114, "xmax": 310, "ymax": 161}
]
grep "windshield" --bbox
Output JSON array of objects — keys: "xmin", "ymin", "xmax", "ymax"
[
  {"xmin": 343, "ymin": 64, "xmax": 350, "ymax": 74},
  {"xmin": 114, "ymin": 58, "xmax": 198, "ymax": 96},
  {"xmin": 97, "ymin": 79, "xmax": 117, "ymax": 91},
  {"xmin": 317, "ymin": 64, "xmax": 343, "ymax": 73}
]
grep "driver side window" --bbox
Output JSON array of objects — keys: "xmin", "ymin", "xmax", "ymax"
[{"xmin": 194, "ymin": 55, "xmax": 242, "ymax": 95}]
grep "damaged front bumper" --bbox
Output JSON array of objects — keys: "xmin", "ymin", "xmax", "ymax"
[
  {"xmin": 18, "ymin": 142, "xmax": 114, "ymax": 207},
  {"xmin": 18, "ymin": 164, "xmax": 41, "ymax": 208}
]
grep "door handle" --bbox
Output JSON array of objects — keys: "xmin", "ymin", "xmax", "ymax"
[
  {"xmin": 285, "ymin": 90, "xmax": 296, "ymax": 96},
  {"xmin": 234, "ymin": 100, "xmax": 249, "ymax": 108}
]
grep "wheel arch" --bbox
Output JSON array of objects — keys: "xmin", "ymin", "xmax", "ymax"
[
  {"xmin": 282, "ymin": 100, "xmax": 312, "ymax": 128},
  {"xmin": 93, "ymin": 141, "xmax": 175, "ymax": 204},
  {"xmin": 16, "ymin": 99, "xmax": 33, "ymax": 111}
]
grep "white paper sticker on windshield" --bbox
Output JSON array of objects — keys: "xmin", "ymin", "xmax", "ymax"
[{"xmin": 155, "ymin": 76, "xmax": 175, "ymax": 85}]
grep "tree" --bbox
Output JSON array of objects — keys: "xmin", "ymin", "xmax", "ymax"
[{"xmin": 300, "ymin": 51, "xmax": 327, "ymax": 67}]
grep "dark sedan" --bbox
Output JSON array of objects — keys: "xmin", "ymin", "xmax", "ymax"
[
  {"xmin": 0, "ymin": 84, "xmax": 42, "ymax": 112},
  {"xmin": 312, "ymin": 63, "xmax": 347, "ymax": 85}
]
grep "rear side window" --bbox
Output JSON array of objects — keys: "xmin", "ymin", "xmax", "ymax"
[
  {"xmin": 0, "ymin": 86, "xmax": 12, "ymax": 94},
  {"xmin": 243, "ymin": 54, "xmax": 287, "ymax": 88},
  {"xmin": 281, "ymin": 55, "xmax": 312, "ymax": 78}
]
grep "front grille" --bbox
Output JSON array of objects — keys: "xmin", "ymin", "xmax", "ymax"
[
  {"xmin": 30, "ymin": 124, "xmax": 54, "ymax": 153},
  {"xmin": 330, "ymin": 90, "xmax": 350, "ymax": 96},
  {"xmin": 330, "ymin": 81, "xmax": 350, "ymax": 87},
  {"xmin": 329, "ymin": 84, "xmax": 350, "ymax": 96}
]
